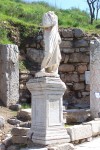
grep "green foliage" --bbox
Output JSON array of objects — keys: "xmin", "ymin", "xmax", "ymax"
[
  {"xmin": 21, "ymin": 103, "xmax": 31, "ymax": 109},
  {"xmin": 19, "ymin": 60, "xmax": 27, "ymax": 71},
  {"xmin": 19, "ymin": 59, "xmax": 36, "ymax": 71},
  {"xmin": 0, "ymin": 0, "xmax": 100, "ymax": 44}
]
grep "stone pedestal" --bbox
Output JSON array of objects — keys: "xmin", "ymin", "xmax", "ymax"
[
  {"xmin": 90, "ymin": 39, "xmax": 100, "ymax": 118},
  {"xmin": 26, "ymin": 77, "xmax": 70, "ymax": 145}
]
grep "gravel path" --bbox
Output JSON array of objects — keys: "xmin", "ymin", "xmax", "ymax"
[{"xmin": 75, "ymin": 137, "xmax": 100, "ymax": 150}]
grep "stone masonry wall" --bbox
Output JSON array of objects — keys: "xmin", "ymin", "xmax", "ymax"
[{"xmin": 19, "ymin": 28, "xmax": 90, "ymax": 107}]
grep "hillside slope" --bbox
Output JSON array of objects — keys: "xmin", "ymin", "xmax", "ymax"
[{"xmin": 0, "ymin": 0, "xmax": 100, "ymax": 44}]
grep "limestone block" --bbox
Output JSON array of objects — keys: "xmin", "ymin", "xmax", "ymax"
[
  {"xmin": 11, "ymin": 127, "xmax": 30, "ymax": 136},
  {"xmin": 77, "ymin": 65, "xmax": 87, "ymax": 73},
  {"xmin": 82, "ymin": 92, "xmax": 90, "ymax": 97},
  {"xmin": 0, "ymin": 44, "xmax": 19, "ymax": 106},
  {"xmin": 65, "ymin": 73, "xmax": 79, "ymax": 83},
  {"xmin": 64, "ymin": 109, "xmax": 91, "ymax": 124},
  {"xmin": 20, "ymin": 122, "xmax": 31, "ymax": 128},
  {"xmin": 74, "ymin": 103, "xmax": 90, "ymax": 109},
  {"xmin": 26, "ymin": 48, "xmax": 44, "ymax": 63},
  {"xmin": 69, "ymin": 53, "xmax": 89, "ymax": 63},
  {"xmin": 61, "ymin": 48, "xmax": 74, "ymax": 54},
  {"xmin": 73, "ymin": 83, "xmax": 85, "ymax": 90},
  {"xmin": 90, "ymin": 39, "xmax": 100, "ymax": 117},
  {"xmin": 20, "ymin": 70, "xmax": 30, "ymax": 74},
  {"xmin": 62, "ymin": 29, "xmax": 73, "ymax": 38},
  {"xmin": 12, "ymin": 135, "xmax": 28, "ymax": 144},
  {"xmin": 67, "ymin": 124, "xmax": 92, "ymax": 141},
  {"xmin": 73, "ymin": 28, "xmax": 84, "ymax": 38},
  {"xmin": 7, "ymin": 118, "xmax": 21, "ymax": 125},
  {"xmin": 60, "ymin": 41, "xmax": 72, "ymax": 48},
  {"xmin": 64, "ymin": 55, "xmax": 69, "ymax": 63},
  {"xmin": 84, "ymin": 120, "xmax": 100, "ymax": 136},
  {"xmin": 20, "ymin": 74, "xmax": 31, "ymax": 80},
  {"xmin": 74, "ymin": 39, "xmax": 89, "ymax": 48},
  {"xmin": 81, "ymin": 96, "xmax": 90, "ymax": 102},
  {"xmin": 59, "ymin": 64, "xmax": 75, "ymax": 72},
  {"xmin": 85, "ymin": 85, "xmax": 90, "ymax": 91},
  {"xmin": 17, "ymin": 109, "xmax": 31, "ymax": 121},
  {"xmin": 80, "ymin": 47, "xmax": 89, "ymax": 52},
  {"xmin": 79, "ymin": 74, "xmax": 85, "ymax": 81}
]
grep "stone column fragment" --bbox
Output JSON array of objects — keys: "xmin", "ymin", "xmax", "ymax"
[
  {"xmin": 90, "ymin": 38, "xmax": 100, "ymax": 118},
  {"xmin": 0, "ymin": 44, "xmax": 19, "ymax": 106}
]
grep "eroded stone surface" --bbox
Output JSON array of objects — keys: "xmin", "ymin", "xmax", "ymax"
[
  {"xmin": 11, "ymin": 127, "xmax": 30, "ymax": 136},
  {"xmin": 12, "ymin": 135, "xmax": 28, "ymax": 144},
  {"xmin": 0, "ymin": 44, "xmax": 19, "ymax": 106},
  {"xmin": 26, "ymin": 77, "xmax": 70, "ymax": 145},
  {"xmin": 17, "ymin": 109, "xmax": 31, "ymax": 121},
  {"xmin": 67, "ymin": 124, "xmax": 92, "ymax": 141},
  {"xmin": 90, "ymin": 38, "xmax": 100, "ymax": 118},
  {"xmin": 84, "ymin": 120, "xmax": 100, "ymax": 136},
  {"xmin": 64, "ymin": 109, "xmax": 91, "ymax": 124}
]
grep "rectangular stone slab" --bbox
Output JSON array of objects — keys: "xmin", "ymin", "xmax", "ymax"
[{"xmin": 67, "ymin": 124, "xmax": 92, "ymax": 141}]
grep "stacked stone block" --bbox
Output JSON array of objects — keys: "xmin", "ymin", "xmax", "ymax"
[
  {"xmin": 59, "ymin": 28, "xmax": 90, "ymax": 106},
  {"xmin": 19, "ymin": 70, "xmax": 33, "ymax": 103}
]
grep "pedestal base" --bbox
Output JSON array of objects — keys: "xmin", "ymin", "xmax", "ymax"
[
  {"xmin": 28, "ymin": 126, "xmax": 70, "ymax": 145},
  {"xmin": 26, "ymin": 77, "xmax": 70, "ymax": 145}
]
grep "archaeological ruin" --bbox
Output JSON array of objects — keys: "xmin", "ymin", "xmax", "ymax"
[{"xmin": 0, "ymin": 44, "xmax": 19, "ymax": 106}]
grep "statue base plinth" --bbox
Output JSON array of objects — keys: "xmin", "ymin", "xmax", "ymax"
[{"xmin": 26, "ymin": 77, "xmax": 70, "ymax": 145}]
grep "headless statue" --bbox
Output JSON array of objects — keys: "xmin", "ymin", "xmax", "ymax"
[{"xmin": 35, "ymin": 11, "xmax": 61, "ymax": 77}]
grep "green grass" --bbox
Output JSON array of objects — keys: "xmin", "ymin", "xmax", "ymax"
[
  {"xmin": 0, "ymin": 0, "xmax": 100, "ymax": 44},
  {"xmin": 21, "ymin": 103, "xmax": 31, "ymax": 109}
]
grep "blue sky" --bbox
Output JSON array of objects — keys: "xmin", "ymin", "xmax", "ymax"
[
  {"xmin": 24, "ymin": 0, "xmax": 100, "ymax": 18},
  {"xmin": 24, "ymin": 0, "xmax": 89, "ymax": 11}
]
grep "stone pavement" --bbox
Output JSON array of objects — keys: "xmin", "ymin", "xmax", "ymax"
[{"xmin": 75, "ymin": 137, "xmax": 100, "ymax": 150}]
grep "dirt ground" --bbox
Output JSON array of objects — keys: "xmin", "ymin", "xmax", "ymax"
[{"xmin": 0, "ymin": 104, "xmax": 17, "ymax": 135}]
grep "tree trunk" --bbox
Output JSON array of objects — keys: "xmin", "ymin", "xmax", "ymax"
[{"xmin": 87, "ymin": 0, "xmax": 96, "ymax": 24}]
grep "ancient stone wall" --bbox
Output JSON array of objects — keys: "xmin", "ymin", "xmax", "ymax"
[
  {"xmin": 19, "ymin": 28, "xmax": 90, "ymax": 108},
  {"xmin": 0, "ymin": 44, "xmax": 19, "ymax": 106}
]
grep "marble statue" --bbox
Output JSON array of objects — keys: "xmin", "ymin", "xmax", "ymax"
[{"xmin": 35, "ymin": 11, "xmax": 61, "ymax": 77}]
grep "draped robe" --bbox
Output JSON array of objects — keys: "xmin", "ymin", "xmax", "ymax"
[{"xmin": 41, "ymin": 11, "xmax": 61, "ymax": 73}]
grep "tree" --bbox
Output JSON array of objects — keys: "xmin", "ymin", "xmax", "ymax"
[
  {"xmin": 87, "ymin": 0, "xmax": 96, "ymax": 24},
  {"xmin": 96, "ymin": 0, "xmax": 100, "ymax": 20},
  {"xmin": 87, "ymin": 0, "xmax": 100, "ymax": 24}
]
